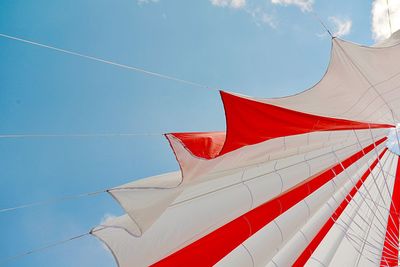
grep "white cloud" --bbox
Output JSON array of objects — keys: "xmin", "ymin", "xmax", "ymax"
[
  {"xmin": 270, "ymin": 0, "xmax": 314, "ymax": 12},
  {"xmin": 137, "ymin": 0, "xmax": 159, "ymax": 4},
  {"xmin": 210, "ymin": 0, "xmax": 246, "ymax": 9},
  {"xmin": 100, "ymin": 213, "xmax": 117, "ymax": 225},
  {"xmin": 386, "ymin": 124, "xmax": 400, "ymax": 155},
  {"xmin": 371, "ymin": 0, "xmax": 400, "ymax": 41},
  {"xmin": 210, "ymin": 0, "xmax": 276, "ymax": 28},
  {"xmin": 329, "ymin": 16, "xmax": 352, "ymax": 37},
  {"xmin": 246, "ymin": 7, "xmax": 277, "ymax": 28}
]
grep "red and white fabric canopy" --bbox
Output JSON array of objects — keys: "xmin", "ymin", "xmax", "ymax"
[{"xmin": 92, "ymin": 32, "xmax": 400, "ymax": 267}]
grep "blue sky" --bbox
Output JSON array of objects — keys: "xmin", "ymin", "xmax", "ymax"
[{"xmin": 0, "ymin": 1, "xmax": 398, "ymax": 266}]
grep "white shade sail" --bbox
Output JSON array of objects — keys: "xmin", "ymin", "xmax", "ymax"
[{"xmin": 92, "ymin": 32, "xmax": 400, "ymax": 267}]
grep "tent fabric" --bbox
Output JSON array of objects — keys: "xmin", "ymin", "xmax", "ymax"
[
  {"xmin": 304, "ymin": 152, "xmax": 398, "ymax": 267},
  {"xmin": 168, "ymin": 91, "xmax": 391, "ymax": 159},
  {"xmin": 380, "ymin": 156, "xmax": 400, "ymax": 266},
  {"xmin": 220, "ymin": 148, "xmax": 389, "ymax": 267},
  {"xmin": 106, "ymin": 129, "xmax": 386, "ymax": 237},
  {"xmin": 92, "ymin": 32, "xmax": 400, "ymax": 267},
  {"xmin": 151, "ymin": 138, "xmax": 386, "ymax": 267},
  {"xmin": 292, "ymin": 148, "xmax": 388, "ymax": 266}
]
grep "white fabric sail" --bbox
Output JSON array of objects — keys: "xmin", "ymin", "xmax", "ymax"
[{"xmin": 92, "ymin": 32, "xmax": 400, "ymax": 267}]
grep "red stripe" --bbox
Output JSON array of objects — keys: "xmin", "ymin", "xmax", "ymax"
[
  {"xmin": 169, "ymin": 92, "xmax": 393, "ymax": 159},
  {"xmin": 151, "ymin": 137, "xmax": 387, "ymax": 267},
  {"xmin": 293, "ymin": 148, "xmax": 388, "ymax": 267},
  {"xmin": 168, "ymin": 132, "xmax": 225, "ymax": 159},
  {"xmin": 380, "ymin": 156, "xmax": 400, "ymax": 267}
]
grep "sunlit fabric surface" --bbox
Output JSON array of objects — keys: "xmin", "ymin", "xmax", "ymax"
[{"xmin": 92, "ymin": 32, "xmax": 400, "ymax": 267}]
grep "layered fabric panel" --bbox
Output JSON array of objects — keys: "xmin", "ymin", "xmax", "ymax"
[
  {"xmin": 92, "ymin": 31, "xmax": 400, "ymax": 267},
  {"xmin": 217, "ymin": 145, "xmax": 387, "ymax": 267},
  {"xmin": 107, "ymin": 129, "xmax": 387, "ymax": 236},
  {"xmin": 380, "ymin": 157, "xmax": 400, "ymax": 266},
  {"xmin": 307, "ymin": 153, "xmax": 397, "ymax": 267},
  {"xmin": 264, "ymin": 37, "xmax": 400, "ymax": 124},
  {"xmin": 92, "ymin": 138, "xmax": 387, "ymax": 267}
]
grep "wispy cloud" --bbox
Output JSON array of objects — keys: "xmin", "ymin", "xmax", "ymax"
[
  {"xmin": 209, "ymin": 0, "xmax": 352, "ymax": 37},
  {"xmin": 270, "ymin": 0, "xmax": 314, "ymax": 12},
  {"xmin": 100, "ymin": 213, "xmax": 117, "ymax": 225},
  {"xmin": 97, "ymin": 213, "xmax": 117, "ymax": 252},
  {"xmin": 210, "ymin": 0, "xmax": 246, "ymax": 9},
  {"xmin": 246, "ymin": 6, "xmax": 277, "ymax": 28},
  {"xmin": 137, "ymin": 0, "xmax": 159, "ymax": 5},
  {"xmin": 371, "ymin": 0, "xmax": 400, "ymax": 41},
  {"xmin": 210, "ymin": 0, "xmax": 277, "ymax": 28},
  {"xmin": 329, "ymin": 16, "xmax": 352, "ymax": 37},
  {"xmin": 386, "ymin": 125, "xmax": 400, "ymax": 155}
]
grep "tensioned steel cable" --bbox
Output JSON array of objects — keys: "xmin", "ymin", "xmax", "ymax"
[
  {"xmin": 1, "ymin": 141, "xmax": 377, "ymax": 264},
  {"xmin": 334, "ymin": 40, "xmax": 400, "ymax": 237},
  {"xmin": 0, "ymin": 9, "xmax": 335, "ymax": 96},
  {"xmin": 0, "ymin": 32, "xmax": 217, "ymax": 141},
  {"xmin": 329, "ymin": 43, "xmax": 400, "ymax": 257},
  {"xmin": 312, "ymin": 132, "xmax": 394, "ymax": 263},
  {"xmin": 331, "ymin": 148, "xmax": 394, "ymax": 239},
  {"xmin": 355, "ymin": 130, "xmax": 400, "ymax": 258},
  {"xmin": 0, "ymin": 33, "xmax": 217, "ymax": 92},
  {"xmin": 337, "ymin": 151, "xmax": 400, "ymax": 263},
  {"xmin": 353, "ymin": 131, "xmax": 400, "ymax": 235},
  {"xmin": 0, "ymin": 9, "xmax": 395, "ymax": 265},
  {"xmin": 0, "ymin": 133, "xmax": 162, "ymax": 139},
  {"xmin": 0, "ymin": 135, "xmax": 378, "ymax": 214},
  {"xmin": 354, "ymin": 153, "xmax": 395, "ymax": 265},
  {"xmin": 331, "ymin": 151, "xmax": 393, "ymax": 243},
  {"xmin": 0, "ymin": 139, "xmax": 386, "ymax": 267},
  {"xmin": 0, "ymin": 190, "xmax": 106, "ymax": 213},
  {"xmin": 331, "ymin": 153, "xmax": 393, "ymax": 265},
  {"xmin": 310, "ymin": 11, "xmax": 333, "ymax": 37},
  {"xmin": 0, "ymin": 232, "xmax": 90, "ymax": 266}
]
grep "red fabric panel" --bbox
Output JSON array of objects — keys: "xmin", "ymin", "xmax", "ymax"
[
  {"xmin": 220, "ymin": 92, "xmax": 392, "ymax": 155},
  {"xmin": 169, "ymin": 132, "xmax": 226, "ymax": 159},
  {"xmin": 380, "ymin": 156, "xmax": 400, "ymax": 267},
  {"xmin": 170, "ymin": 91, "xmax": 393, "ymax": 159},
  {"xmin": 293, "ymin": 148, "xmax": 388, "ymax": 267},
  {"xmin": 151, "ymin": 137, "xmax": 386, "ymax": 267}
]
